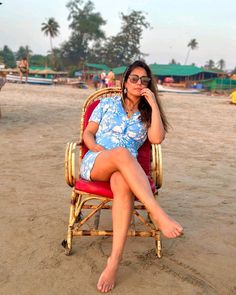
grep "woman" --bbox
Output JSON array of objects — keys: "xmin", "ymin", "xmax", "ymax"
[{"xmin": 80, "ymin": 60, "xmax": 183, "ymax": 293}]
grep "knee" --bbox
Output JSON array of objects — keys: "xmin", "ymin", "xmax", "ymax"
[{"xmin": 113, "ymin": 147, "xmax": 133, "ymax": 163}]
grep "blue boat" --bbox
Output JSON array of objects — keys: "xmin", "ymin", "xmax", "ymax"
[{"xmin": 6, "ymin": 74, "xmax": 53, "ymax": 85}]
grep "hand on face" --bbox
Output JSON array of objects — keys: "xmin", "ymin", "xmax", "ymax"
[{"xmin": 141, "ymin": 88, "xmax": 157, "ymax": 108}]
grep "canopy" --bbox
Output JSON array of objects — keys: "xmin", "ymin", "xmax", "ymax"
[{"xmin": 85, "ymin": 63, "xmax": 109, "ymax": 71}]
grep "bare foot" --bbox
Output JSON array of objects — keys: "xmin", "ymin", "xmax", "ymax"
[
  {"xmin": 97, "ymin": 257, "xmax": 120, "ymax": 293},
  {"xmin": 153, "ymin": 210, "xmax": 183, "ymax": 239}
]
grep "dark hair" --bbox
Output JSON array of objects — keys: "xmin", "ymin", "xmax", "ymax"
[{"xmin": 121, "ymin": 60, "xmax": 169, "ymax": 131}]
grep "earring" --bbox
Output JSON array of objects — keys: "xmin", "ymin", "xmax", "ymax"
[{"xmin": 124, "ymin": 88, "xmax": 127, "ymax": 94}]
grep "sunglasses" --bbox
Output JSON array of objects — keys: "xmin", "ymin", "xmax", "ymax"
[{"xmin": 128, "ymin": 74, "xmax": 151, "ymax": 86}]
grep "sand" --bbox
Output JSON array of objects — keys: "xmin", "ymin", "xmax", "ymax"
[{"xmin": 0, "ymin": 83, "xmax": 236, "ymax": 295}]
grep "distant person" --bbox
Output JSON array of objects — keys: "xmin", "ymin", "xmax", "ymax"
[
  {"xmin": 100, "ymin": 70, "xmax": 107, "ymax": 88},
  {"xmin": 107, "ymin": 69, "xmax": 115, "ymax": 87},
  {"xmin": 92, "ymin": 73, "xmax": 100, "ymax": 90},
  {"xmin": 18, "ymin": 57, "xmax": 29, "ymax": 82},
  {"xmin": 105, "ymin": 76, "xmax": 109, "ymax": 87}
]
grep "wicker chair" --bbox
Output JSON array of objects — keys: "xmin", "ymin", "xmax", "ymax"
[{"xmin": 62, "ymin": 87, "xmax": 163, "ymax": 258}]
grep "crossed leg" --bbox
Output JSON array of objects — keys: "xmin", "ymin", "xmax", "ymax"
[
  {"xmin": 90, "ymin": 147, "xmax": 183, "ymax": 239},
  {"xmin": 91, "ymin": 147, "xmax": 183, "ymax": 293},
  {"xmin": 97, "ymin": 171, "xmax": 134, "ymax": 293}
]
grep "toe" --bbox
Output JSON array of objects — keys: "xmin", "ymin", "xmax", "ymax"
[
  {"xmin": 97, "ymin": 282, "xmax": 103, "ymax": 292},
  {"xmin": 104, "ymin": 284, "xmax": 110, "ymax": 293},
  {"xmin": 177, "ymin": 224, "xmax": 183, "ymax": 232}
]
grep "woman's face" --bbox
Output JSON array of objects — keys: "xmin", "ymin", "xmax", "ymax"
[{"xmin": 125, "ymin": 66, "xmax": 149, "ymax": 98}]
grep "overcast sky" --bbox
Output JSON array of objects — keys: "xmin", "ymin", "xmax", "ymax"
[{"xmin": 1, "ymin": 0, "xmax": 236, "ymax": 69}]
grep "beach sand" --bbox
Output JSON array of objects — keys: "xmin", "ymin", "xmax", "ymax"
[{"xmin": 0, "ymin": 83, "xmax": 236, "ymax": 295}]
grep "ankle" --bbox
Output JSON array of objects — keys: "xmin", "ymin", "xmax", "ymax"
[{"xmin": 108, "ymin": 255, "xmax": 122, "ymax": 265}]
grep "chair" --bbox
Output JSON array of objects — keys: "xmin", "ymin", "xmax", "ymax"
[{"xmin": 62, "ymin": 87, "xmax": 163, "ymax": 258}]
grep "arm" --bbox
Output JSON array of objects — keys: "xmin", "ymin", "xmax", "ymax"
[
  {"xmin": 83, "ymin": 121, "xmax": 105, "ymax": 152},
  {"xmin": 141, "ymin": 88, "xmax": 165, "ymax": 144}
]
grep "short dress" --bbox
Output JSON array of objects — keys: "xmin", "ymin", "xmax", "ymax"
[{"xmin": 80, "ymin": 96, "xmax": 147, "ymax": 180}]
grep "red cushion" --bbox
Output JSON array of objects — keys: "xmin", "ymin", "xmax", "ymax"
[
  {"xmin": 75, "ymin": 177, "xmax": 156, "ymax": 199},
  {"xmin": 82, "ymin": 100, "xmax": 99, "ymax": 158},
  {"xmin": 137, "ymin": 139, "xmax": 151, "ymax": 177}
]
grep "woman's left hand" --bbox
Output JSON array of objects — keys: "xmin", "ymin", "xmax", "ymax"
[{"xmin": 140, "ymin": 88, "xmax": 157, "ymax": 108}]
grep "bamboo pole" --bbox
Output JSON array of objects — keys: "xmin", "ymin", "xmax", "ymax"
[
  {"xmin": 65, "ymin": 142, "xmax": 70, "ymax": 185},
  {"xmin": 133, "ymin": 210, "xmax": 156, "ymax": 231},
  {"xmin": 73, "ymin": 230, "xmax": 156, "ymax": 237},
  {"xmin": 68, "ymin": 142, "xmax": 73, "ymax": 186}
]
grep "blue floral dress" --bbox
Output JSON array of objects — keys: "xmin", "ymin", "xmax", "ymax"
[{"xmin": 80, "ymin": 96, "xmax": 147, "ymax": 180}]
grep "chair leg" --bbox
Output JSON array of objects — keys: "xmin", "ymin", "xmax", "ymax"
[
  {"xmin": 63, "ymin": 226, "xmax": 73, "ymax": 256},
  {"xmin": 155, "ymin": 231, "xmax": 162, "ymax": 258},
  {"xmin": 94, "ymin": 209, "xmax": 101, "ymax": 230},
  {"xmin": 62, "ymin": 189, "xmax": 78, "ymax": 255}
]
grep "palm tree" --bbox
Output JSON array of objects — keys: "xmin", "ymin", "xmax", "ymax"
[
  {"xmin": 169, "ymin": 58, "xmax": 177, "ymax": 64},
  {"xmin": 205, "ymin": 60, "xmax": 215, "ymax": 70},
  {"xmin": 41, "ymin": 18, "xmax": 60, "ymax": 54},
  {"xmin": 184, "ymin": 39, "xmax": 198, "ymax": 65},
  {"xmin": 217, "ymin": 59, "xmax": 225, "ymax": 70}
]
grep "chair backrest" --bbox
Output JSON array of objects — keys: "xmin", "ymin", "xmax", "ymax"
[{"xmin": 79, "ymin": 87, "xmax": 151, "ymax": 177}]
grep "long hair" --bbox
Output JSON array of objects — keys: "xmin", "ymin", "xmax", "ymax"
[{"xmin": 121, "ymin": 60, "xmax": 169, "ymax": 131}]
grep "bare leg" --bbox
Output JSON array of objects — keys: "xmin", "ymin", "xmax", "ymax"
[
  {"xmin": 91, "ymin": 147, "xmax": 183, "ymax": 239},
  {"xmin": 97, "ymin": 172, "xmax": 134, "ymax": 293}
]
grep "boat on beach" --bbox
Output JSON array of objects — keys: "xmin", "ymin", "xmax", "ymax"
[
  {"xmin": 6, "ymin": 74, "xmax": 53, "ymax": 85},
  {"xmin": 157, "ymin": 84, "xmax": 201, "ymax": 94}
]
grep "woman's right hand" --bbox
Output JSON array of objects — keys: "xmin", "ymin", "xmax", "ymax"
[{"xmin": 91, "ymin": 144, "xmax": 105, "ymax": 152}]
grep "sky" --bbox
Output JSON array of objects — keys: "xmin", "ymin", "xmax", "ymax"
[{"xmin": 0, "ymin": 0, "xmax": 236, "ymax": 70}]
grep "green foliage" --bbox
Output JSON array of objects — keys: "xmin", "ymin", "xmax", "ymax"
[
  {"xmin": 16, "ymin": 45, "xmax": 32, "ymax": 60},
  {"xmin": 50, "ymin": 48, "xmax": 65, "ymax": 70},
  {"xmin": 187, "ymin": 39, "xmax": 198, "ymax": 50},
  {"xmin": 90, "ymin": 10, "xmax": 151, "ymax": 67},
  {"xmin": 67, "ymin": 0, "xmax": 106, "ymax": 40},
  {"xmin": 30, "ymin": 54, "xmax": 47, "ymax": 67},
  {"xmin": 217, "ymin": 59, "xmax": 225, "ymax": 70},
  {"xmin": 61, "ymin": 0, "xmax": 106, "ymax": 66},
  {"xmin": 184, "ymin": 38, "xmax": 199, "ymax": 65},
  {"xmin": 204, "ymin": 59, "xmax": 226, "ymax": 72},
  {"xmin": 67, "ymin": 65, "xmax": 78, "ymax": 77},
  {"xmin": 0, "ymin": 53, "xmax": 4, "ymax": 64},
  {"xmin": 41, "ymin": 17, "xmax": 60, "ymax": 67},
  {"xmin": 41, "ymin": 17, "xmax": 60, "ymax": 39},
  {"xmin": 169, "ymin": 59, "xmax": 177, "ymax": 64},
  {"xmin": 204, "ymin": 60, "xmax": 215, "ymax": 69},
  {"xmin": 0, "ymin": 45, "xmax": 16, "ymax": 68}
]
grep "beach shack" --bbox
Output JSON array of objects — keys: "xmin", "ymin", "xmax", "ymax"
[
  {"xmin": 79, "ymin": 62, "xmax": 223, "ymax": 90},
  {"xmin": 149, "ymin": 64, "xmax": 221, "ymax": 89}
]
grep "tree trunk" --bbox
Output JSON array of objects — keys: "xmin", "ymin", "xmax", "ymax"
[{"xmin": 184, "ymin": 48, "xmax": 191, "ymax": 65}]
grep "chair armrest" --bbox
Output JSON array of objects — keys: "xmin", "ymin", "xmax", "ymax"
[
  {"xmin": 65, "ymin": 141, "xmax": 163, "ymax": 188},
  {"xmin": 65, "ymin": 141, "xmax": 81, "ymax": 187},
  {"xmin": 151, "ymin": 144, "xmax": 163, "ymax": 189}
]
